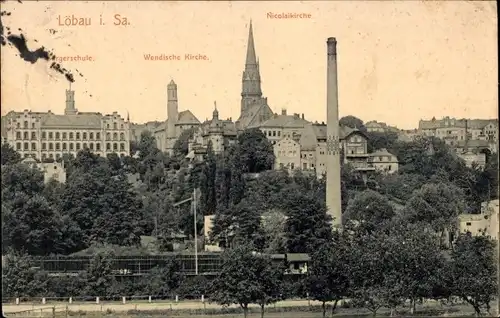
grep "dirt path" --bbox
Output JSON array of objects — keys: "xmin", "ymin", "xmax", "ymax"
[{"xmin": 3, "ymin": 299, "xmax": 322, "ymax": 313}]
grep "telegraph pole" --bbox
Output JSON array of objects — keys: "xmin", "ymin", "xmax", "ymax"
[
  {"xmin": 173, "ymin": 188, "xmax": 200, "ymax": 275},
  {"xmin": 193, "ymin": 188, "xmax": 198, "ymax": 275}
]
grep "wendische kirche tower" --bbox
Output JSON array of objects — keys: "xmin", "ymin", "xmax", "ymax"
[{"xmin": 326, "ymin": 37, "xmax": 342, "ymax": 228}]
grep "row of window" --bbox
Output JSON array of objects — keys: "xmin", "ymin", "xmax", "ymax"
[
  {"xmin": 264, "ymin": 130, "xmax": 282, "ymax": 137},
  {"xmin": 16, "ymin": 142, "xmax": 127, "ymax": 152},
  {"xmin": 15, "ymin": 131, "xmax": 127, "ymax": 141},
  {"xmin": 22, "ymin": 152, "xmax": 127, "ymax": 160},
  {"xmin": 16, "ymin": 121, "xmax": 126, "ymax": 130}
]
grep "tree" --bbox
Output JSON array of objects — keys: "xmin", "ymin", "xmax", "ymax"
[
  {"xmin": 339, "ymin": 115, "xmax": 364, "ymax": 130},
  {"xmin": 173, "ymin": 127, "xmax": 196, "ymax": 157},
  {"xmin": 237, "ymin": 129, "xmax": 275, "ymax": 173},
  {"xmin": 348, "ymin": 230, "xmax": 402, "ymax": 316},
  {"xmin": 403, "ymin": 182, "xmax": 464, "ymax": 247},
  {"xmin": 343, "ymin": 189, "xmax": 395, "ymax": 233},
  {"xmin": 282, "ymin": 186, "xmax": 333, "ymax": 253},
  {"xmin": 2, "ymin": 193, "xmax": 62, "ymax": 255},
  {"xmin": 208, "ymin": 244, "xmax": 283, "ymax": 318},
  {"xmin": 450, "ymin": 234, "xmax": 497, "ymax": 316},
  {"xmin": 261, "ymin": 209, "xmax": 287, "ymax": 254},
  {"xmin": 199, "ymin": 142, "xmax": 217, "ymax": 215},
  {"xmin": 306, "ymin": 232, "xmax": 350, "ymax": 317},
  {"xmin": 2, "ymin": 253, "xmax": 47, "ymax": 297},
  {"xmin": 145, "ymin": 257, "xmax": 184, "ymax": 297},
  {"xmin": 83, "ymin": 251, "xmax": 116, "ymax": 296},
  {"xmin": 0, "ymin": 143, "xmax": 21, "ymax": 165},
  {"xmin": 366, "ymin": 131, "xmax": 399, "ymax": 153},
  {"xmin": 60, "ymin": 164, "xmax": 144, "ymax": 246},
  {"xmin": 1, "ymin": 162, "xmax": 44, "ymax": 202}
]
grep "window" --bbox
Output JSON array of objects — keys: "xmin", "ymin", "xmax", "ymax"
[
  {"xmin": 16, "ymin": 143, "xmax": 21, "ymax": 150},
  {"xmin": 113, "ymin": 123, "xmax": 117, "ymax": 129},
  {"xmin": 55, "ymin": 143, "xmax": 60, "ymax": 151},
  {"xmin": 63, "ymin": 132, "xmax": 67, "ymax": 139},
  {"xmin": 121, "ymin": 124, "xmax": 124, "ymax": 129},
  {"xmin": 31, "ymin": 123, "xmax": 35, "ymax": 128},
  {"xmin": 120, "ymin": 133, "xmax": 125, "ymax": 140},
  {"xmin": 106, "ymin": 143, "xmax": 111, "ymax": 150},
  {"xmin": 31, "ymin": 132, "xmax": 36, "ymax": 140},
  {"xmin": 106, "ymin": 133, "xmax": 111, "ymax": 140},
  {"xmin": 466, "ymin": 222, "xmax": 472, "ymax": 226},
  {"xmin": 90, "ymin": 143, "xmax": 94, "ymax": 150},
  {"xmin": 96, "ymin": 143, "xmax": 101, "ymax": 151},
  {"xmin": 113, "ymin": 133, "xmax": 118, "ymax": 140},
  {"xmin": 69, "ymin": 143, "xmax": 74, "ymax": 151},
  {"xmin": 16, "ymin": 122, "xmax": 20, "ymax": 129},
  {"xmin": 49, "ymin": 153, "xmax": 53, "ymax": 158},
  {"xmin": 76, "ymin": 143, "xmax": 81, "ymax": 151},
  {"xmin": 278, "ymin": 131, "xmax": 281, "ymax": 137},
  {"xmin": 120, "ymin": 143, "xmax": 125, "ymax": 151},
  {"xmin": 16, "ymin": 132, "xmax": 21, "ymax": 140},
  {"xmin": 76, "ymin": 132, "xmax": 80, "ymax": 139},
  {"xmin": 23, "ymin": 142, "xmax": 29, "ymax": 150},
  {"xmin": 48, "ymin": 132, "xmax": 53, "ymax": 139},
  {"xmin": 42, "ymin": 143, "xmax": 46, "ymax": 150},
  {"xmin": 113, "ymin": 143, "xmax": 118, "ymax": 151},
  {"xmin": 107, "ymin": 124, "xmax": 110, "ymax": 129},
  {"xmin": 24, "ymin": 121, "xmax": 28, "ymax": 128},
  {"xmin": 388, "ymin": 166, "xmax": 392, "ymax": 171},
  {"xmin": 272, "ymin": 131, "xmax": 276, "ymax": 137},
  {"xmin": 96, "ymin": 133, "xmax": 100, "ymax": 139},
  {"xmin": 49, "ymin": 143, "xmax": 53, "ymax": 150},
  {"xmin": 31, "ymin": 143, "xmax": 36, "ymax": 151},
  {"xmin": 89, "ymin": 132, "xmax": 94, "ymax": 140},
  {"xmin": 55, "ymin": 132, "xmax": 60, "ymax": 139},
  {"xmin": 23, "ymin": 132, "xmax": 28, "ymax": 139},
  {"xmin": 42, "ymin": 132, "xmax": 46, "ymax": 139},
  {"xmin": 379, "ymin": 156, "xmax": 383, "ymax": 162},
  {"xmin": 303, "ymin": 163, "xmax": 307, "ymax": 169},
  {"xmin": 69, "ymin": 132, "xmax": 74, "ymax": 139},
  {"xmin": 290, "ymin": 163, "xmax": 295, "ymax": 169},
  {"xmin": 62, "ymin": 143, "xmax": 67, "ymax": 151},
  {"xmin": 83, "ymin": 143, "xmax": 87, "ymax": 149},
  {"xmin": 83, "ymin": 132, "xmax": 87, "ymax": 140}
]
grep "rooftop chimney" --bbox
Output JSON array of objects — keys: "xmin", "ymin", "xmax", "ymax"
[
  {"xmin": 301, "ymin": 113, "xmax": 304, "ymax": 120},
  {"xmin": 281, "ymin": 109, "xmax": 287, "ymax": 116}
]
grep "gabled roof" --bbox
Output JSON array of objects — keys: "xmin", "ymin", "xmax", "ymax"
[
  {"xmin": 177, "ymin": 110, "xmax": 200, "ymax": 125},
  {"xmin": 259, "ymin": 114, "xmax": 310, "ymax": 128},
  {"xmin": 299, "ymin": 124, "xmax": 317, "ymax": 151},
  {"xmin": 371, "ymin": 148, "xmax": 396, "ymax": 158},
  {"xmin": 40, "ymin": 113, "xmax": 103, "ymax": 128}
]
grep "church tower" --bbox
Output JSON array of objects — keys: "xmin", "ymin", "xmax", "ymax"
[
  {"xmin": 166, "ymin": 80, "xmax": 178, "ymax": 154},
  {"xmin": 241, "ymin": 20, "xmax": 262, "ymax": 114}
]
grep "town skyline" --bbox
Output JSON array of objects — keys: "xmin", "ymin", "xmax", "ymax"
[{"xmin": 1, "ymin": 1, "xmax": 497, "ymax": 130}]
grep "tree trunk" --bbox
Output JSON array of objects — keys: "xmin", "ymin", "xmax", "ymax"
[
  {"xmin": 260, "ymin": 304, "xmax": 265, "ymax": 318},
  {"xmin": 390, "ymin": 308, "xmax": 394, "ymax": 317},
  {"xmin": 331, "ymin": 299, "xmax": 339, "ymax": 317},
  {"xmin": 243, "ymin": 305, "xmax": 249, "ymax": 318},
  {"xmin": 322, "ymin": 301, "xmax": 326, "ymax": 318},
  {"xmin": 410, "ymin": 298, "xmax": 416, "ymax": 315},
  {"xmin": 473, "ymin": 305, "xmax": 481, "ymax": 317}
]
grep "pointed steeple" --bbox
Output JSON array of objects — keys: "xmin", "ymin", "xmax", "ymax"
[
  {"xmin": 241, "ymin": 19, "xmax": 262, "ymax": 113},
  {"xmin": 246, "ymin": 20, "xmax": 257, "ymax": 66}
]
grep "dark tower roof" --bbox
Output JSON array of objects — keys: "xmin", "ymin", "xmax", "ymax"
[{"xmin": 245, "ymin": 20, "xmax": 257, "ymax": 66}]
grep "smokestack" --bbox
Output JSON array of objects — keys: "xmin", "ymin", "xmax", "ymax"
[{"xmin": 326, "ymin": 37, "xmax": 342, "ymax": 228}]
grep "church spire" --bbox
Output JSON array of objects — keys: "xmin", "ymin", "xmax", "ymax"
[
  {"xmin": 245, "ymin": 20, "xmax": 257, "ymax": 66},
  {"xmin": 241, "ymin": 20, "xmax": 262, "ymax": 113}
]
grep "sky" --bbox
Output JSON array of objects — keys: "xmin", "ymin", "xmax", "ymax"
[{"xmin": 0, "ymin": 0, "xmax": 497, "ymax": 129}]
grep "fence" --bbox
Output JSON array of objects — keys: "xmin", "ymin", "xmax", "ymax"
[
  {"xmin": 5, "ymin": 306, "xmax": 68, "ymax": 317},
  {"xmin": 3, "ymin": 295, "xmax": 209, "ymax": 305}
]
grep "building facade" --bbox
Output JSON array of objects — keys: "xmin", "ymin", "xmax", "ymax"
[
  {"xmin": 458, "ymin": 199, "xmax": 499, "ymax": 240},
  {"xmin": 3, "ymin": 89, "xmax": 131, "ymax": 161},
  {"xmin": 21, "ymin": 157, "xmax": 67, "ymax": 183},
  {"xmin": 272, "ymin": 123, "xmax": 398, "ymax": 178},
  {"xmin": 187, "ymin": 103, "xmax": 238, "ymax": 161},
  {"xmin": 418, "ymin": 116, "xmax": 498, "ymax": 147}
]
